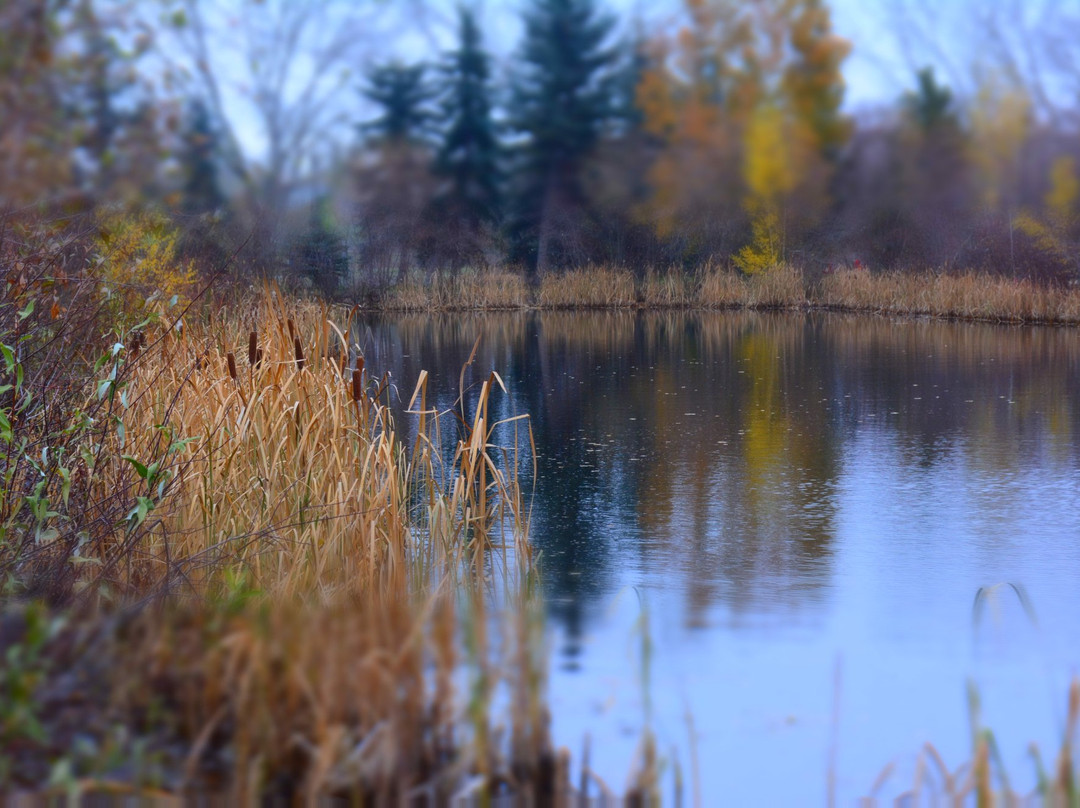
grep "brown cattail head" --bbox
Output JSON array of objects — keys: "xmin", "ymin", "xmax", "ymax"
[
  {"xmin": 356, "ymin": 355, "xmax": 364, "ymax": 379},
  {"xmin": 352, "ymin": 368, "xmax": 363, "ymax": 401},
  {"xmin": 294, "ymin": 335, "xmax": 305, "ymax": 370},
  {"xmin": 248, "ymin": 331, "xmax": 258, "ymax": 366},
  {"xmin": 226, "ymin": 352, "xmax": 237, "ymax": 380},
  {"xmin": 287, "ymin": 319, "xmax": 296, "ymax": 340}
]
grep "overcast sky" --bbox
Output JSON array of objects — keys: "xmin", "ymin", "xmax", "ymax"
[{"xmin": 211, "ymin": 0, "xmax": 1076, "ymax": 164}]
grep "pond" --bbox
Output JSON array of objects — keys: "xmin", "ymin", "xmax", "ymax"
[{"xmin": 357, "ymin": 310, "xmax": 1080, "ymax": 804}]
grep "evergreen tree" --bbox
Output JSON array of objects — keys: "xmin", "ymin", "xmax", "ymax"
[
  {"xmin": 430, "ymin": 7, "xmax": 501, "ymax": 269},
  {"xmin": 357, "ymin": 62, "xmax": 438, "ymax": 282},
  {"xmin": 295, "ymin": 197, "xmax": 349, "ymax": 296},
  {"xmin": 361, "ymin": 62, "xmax": 435, "ymax": 145},
  {"xmin": 508, "ymin": 0, "xmax": 618, "ymax": 275},
  {"xmin": 180, "ymin": 99, "xmax": 225, "ymax": 215},
  {"xmin": 903, "ymin": 67, "xmax": 957, "ymax": 133}
]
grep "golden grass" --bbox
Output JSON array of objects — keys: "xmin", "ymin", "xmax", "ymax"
[
  {"xmin": 819, "ymin": 268, "xmax": 1080, "ymax": 323},
  {"xmin": 6, "ymin": 288, "xmax": 559, "ymax": 800},
  {"xmin": 536, "ymin": 266, "xmax": 636, "ymax": 308},
  {"xmin": 381, "ymin": 269, "xmax": 528, "ymax": 311},
  {"xmin": 640, "ymin": 267, "xmax": 696, "ymax": 307},
  {"xmin": 370, "ymin": 264, "xmax": 1080, "ymax": 325},
  {"xmin": 861, "ymin": 679, "xmax": 1080, "ymax": 805}
]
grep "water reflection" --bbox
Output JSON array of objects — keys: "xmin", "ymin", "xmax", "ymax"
[{"xmin": 358, "ymin": 310, "xmax": 1080, "ymax": 648}]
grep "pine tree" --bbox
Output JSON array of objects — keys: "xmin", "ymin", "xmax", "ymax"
[
  {"xmin": 508, "ymin": 0, "xmax": 618, "ymax": 275},
  {"xmin": 903, "ymin": 68, "xmax": 956, "ymax": 133},
  {"xmin": 361, "ymin": 63, "xmax": 435, "ymax": 145},
  {"xmin": 295, "ymin": 197, "xmax": 349, "ymax": 296},
  {"xmin": 431, "ymin": 8, "xmax": 501, "ymax": 269},
  {"xmin": 357, "ymin": 62, "xmax": 438, "ymax": 283},
  {"xmin": 180, "ymin": 99, "xmax": 225, "ymax": 215}
]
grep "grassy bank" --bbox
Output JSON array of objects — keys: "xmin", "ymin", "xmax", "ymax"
[
  {"xmin": 371, "ymin": 265, "xmax": 1080, "ymax": 324},
  {"xmin": 0, "ymin": 220, "xmax": 605, "ymax": 800}
]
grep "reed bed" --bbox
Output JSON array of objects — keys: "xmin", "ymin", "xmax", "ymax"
[
  {"xmin": 368, "ymin": 264, "xmax": 1080, "ymax": 325},
  {"xmin": 819, "ymin": 268, "xmax": 1080, "ymax": 323},
  {"xmin": 0, "ymin": 289, "xmax": 569, "ymax": 801},
  {"xmin": 536, "ymin": 266, "xmax": 637, "ymax": 308},
  {"xmin": 639, "ymin": 267, "xmax": 696, "ymax": 307},
  {"xmin": 382, "ymin": 269, "xmax": 529, "ymax": 311}
]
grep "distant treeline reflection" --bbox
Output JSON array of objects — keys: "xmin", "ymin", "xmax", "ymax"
[{"xmin": 362, "ymin": 311, "xmax": 1080, "ymax": 651}]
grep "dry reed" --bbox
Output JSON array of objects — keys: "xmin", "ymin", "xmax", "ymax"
[
  {"xmin": 819, "ymin": 268, "xmax": 1080, "ymax": 323},
  {"xmin": 5, "ymin": 288, "xmax": 556, "ymax": 801},
  {"xmin": 536, "ymin": 266, "xmax": 637, "ymax": 308},
  {"xmin": 382, "ymin": 270, "xmax": 529, "ymax": 311}
]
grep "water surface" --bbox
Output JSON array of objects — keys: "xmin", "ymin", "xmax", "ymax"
[{"xmin": 358, "ymin": 310, "xmax": 1080, "ymax": 803}]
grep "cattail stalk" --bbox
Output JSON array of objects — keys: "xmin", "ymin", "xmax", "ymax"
[{"xmin": 294, "ymin": 335, "xmax": 305, "ymax": 370}]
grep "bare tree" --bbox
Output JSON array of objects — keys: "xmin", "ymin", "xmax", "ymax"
[
  {"xmin": 157, "ymin": 0, "xmax": 439, "ymax": 269},
  {"xmin": 876, "ymin": 0, "xmax": 1080, "ymax": 126}
]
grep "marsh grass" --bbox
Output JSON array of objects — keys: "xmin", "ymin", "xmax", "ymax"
[
  {"xmin": 536, "ymin": 266, "xmax": 637, "ymax": 308},
  {"xmin": 819, "ymin": 268, "xmax": 1080, "ymax": 323},
  {"xmin": 382, "ymin": 269, "xmax": 529, "ymax": 311},
  {"xmin": 640, "ymin": 267, "xmax": 696, "ymax": 308},
  {"xmin": 371, "ymin": 264, "xmax": 1080, "ymax": 325},
  {"xmin": 0, "ymin": 284, "xmax": 569, "ymax": 801}
]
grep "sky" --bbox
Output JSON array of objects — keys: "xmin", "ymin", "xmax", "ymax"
[{"xmin": 203, "ymin": 0, "xmax": 1075, "ymax": 165}]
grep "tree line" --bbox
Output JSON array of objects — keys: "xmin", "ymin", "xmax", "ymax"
[{"xmin": 3, "ymin": 0, "xmax": 1079, "ymax": 293}]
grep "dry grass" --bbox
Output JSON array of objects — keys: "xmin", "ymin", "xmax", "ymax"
[
  {"xmin": 698, "ymin": 265, "xmax": 750, "ymax": 307},
  {"xmin": 382, "ymin": 269, "xmax": 528, "ymax": 311},
  {"xmin": 2, "ymin": 288, "xmax": 562, "ymax": 800},
  {"xmin": 536, "ymin": 266, "xmax": 636, "ymax": 308},
  {"xmin": 697, "ymin": 263, "xmax": 806, "ymax": 309},
  {"xmin": 743, "ymin": 264, "xmax": 806, "ymax": 308},
  {"xmin": 640, "ymin": 267, "xmax": 695, "ymax": 307},
  {"xmin": 370, "ymin": 264, "xmax": 1080, "ymax": 325},
  {"xmin": 861, "ymin": 679, "xmax": 1080, "ymax": 806},
  {"xmin": 818, "ymin": 268, "xmax": 1080, "ymax": 323}
]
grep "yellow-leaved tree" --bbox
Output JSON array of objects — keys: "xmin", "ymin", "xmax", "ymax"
[
  {"xmin": 735, "ymin": 105, "xmax": 805, "ymax": 273},
  {"xmin": 1015, "ymin": 155, "xmax": 1080, "ymax": 276},
  {"xmin": 95, "ymin": 210, "xmax": 198, "ymax": 325},
  {"xmin": 636, "ymin": 0, "xmax": 850, "ymax": 268},
  {"xmin": 969, "ymin": 76, "xmax": 1031, "ymax": 213}
]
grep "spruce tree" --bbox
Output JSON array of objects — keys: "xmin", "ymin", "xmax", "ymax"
[
  {"xmin": 508, "ymin": 0, "xmax": 617, "ymax": 275},
  {"xmin": 431, "ymin": 8, "xmax": 501, "ymax": 269},
  {"xmin": 177, "ymin": 99, "xmax": 227, "ymax": 265},
  {"xmin": 295, "ymin": 197, "xmax": 349, "ymax": 296},
  {"xmin": 362, "ymin": 63, "xmax": 435, "ymax": 145},
  {"xmin": 180, "ymin": 99, "xmax": 225, "ymax": 215},
  {"xmin": 357, "ymin": 62, "xmax": 437, "ymax": 283}
]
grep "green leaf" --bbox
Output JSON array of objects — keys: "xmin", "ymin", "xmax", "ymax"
[
  {"xmin": 0, "ymin": 344, "xmax": 15, "ymax": 373},
  {"xmin": 17, "ymin": 300, "xmax": 34, "ymax": 320}
]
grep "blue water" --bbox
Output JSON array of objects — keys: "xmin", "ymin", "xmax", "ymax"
[{"xmin": 360, "ymin": 310, "xmax": 1080, "ymax": 804}]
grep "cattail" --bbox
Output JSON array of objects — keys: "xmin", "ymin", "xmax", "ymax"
[
  {"xmin": 356, "ymin": 355, "xmax": 364, "ymax": 379},
  {"xmin": 248, "ymin": 331, "xmax": 258, "ymax": 366},
  {"xmin": 287, "ymin": 318, "xmax": 296, "ymax": 340},
  {"xmin": 226, "ymin": 352, "xmax": 237, "ymax": 380},
  {"xmin": 293, "ymin": 335, "xmax": 305, "ymax": 370},
  {"xmin": 352, "ymin": 368, "xmax": 363, "ymax": 401}
]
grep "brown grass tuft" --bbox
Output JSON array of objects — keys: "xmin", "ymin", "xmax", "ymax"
[{"xmin": 537, "ymin": 266, "xmax": 636, "ymax": 308}]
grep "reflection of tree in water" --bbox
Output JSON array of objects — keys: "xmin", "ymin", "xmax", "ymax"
[{"xmin": 356, "ymin": 310, "xmax": 1080, "ymax": 648}]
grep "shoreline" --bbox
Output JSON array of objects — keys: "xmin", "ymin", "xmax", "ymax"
[{"xmin": 357, "ymin": 266, "xmax": 1080, "ymax": 326}]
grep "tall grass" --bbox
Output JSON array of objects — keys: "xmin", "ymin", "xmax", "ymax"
[
  {"xmin": 819, "ymin": 267, "xmax": 1080, "ymax": 323},
  {"xmin": 536, "ymin": 266, "xmax": 637, "ymax": 308},
  {"xmin": 368, "ymin": 264, "xmax": 1080, "ymax": 324},
  {"xmin": 382, "ymin": 269, "xmax": 529, "ymax": 311},
  {"xmin": 0, "ymin": 283, "xmax": 561, "ymax": 800}
]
